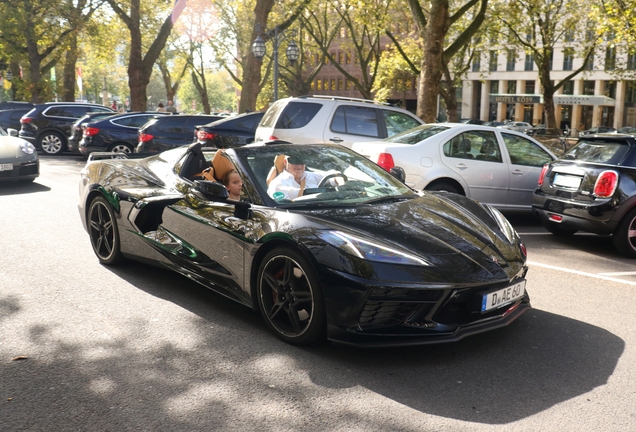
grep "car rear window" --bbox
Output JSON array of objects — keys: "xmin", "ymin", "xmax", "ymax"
[
  {"xmin": 564, "ymin": 140, "xmax": 630, "ymax": 165},
  {"xmin": 274, "ymin": 102, "xmax": 322, "ymax": 129},
  {"xmin": 383, "ymin": 124, "xmax": 449, "ymax": 144}
]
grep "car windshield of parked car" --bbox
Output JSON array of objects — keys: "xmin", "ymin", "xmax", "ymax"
[
  {"xmin": 564, "ymin": 140, "xmax": 630, "ymax": 164},
  {"xmin": 382, "ymin": 124, "xmax": 450, "ymax": 144},
  {"xmin": 240, "ymin": 145, "xmax": 415, "ymax": 207}
]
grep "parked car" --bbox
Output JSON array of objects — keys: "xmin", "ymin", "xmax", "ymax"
[
  {"xmin": 578, "ymin": 126, "xmax": 616, "ymax": 136},
  {"xmin": 254, "ymin": 95, "xmax": 424, "ymax": 148},
  {"xmin": 497, "ymin": 121, "xmax": 533, "ymax": 133},
  {"xmin": 79, "ymin": 112, "xmax": 168, "ymax": 157},
  {"xmin": 460, "ymin": 118, "xmax": 485, "ymax": 125},
  {"xmin": 0, "ymin": 101, "xmax": 34, "ymax": 111},
  {"xmin": 135, "ymin": 114, "xmax": 222, "ymax": 154},
  {"xmin": 533, "ymin": 135, "xmax": 636, "ymax": 257},
  {"xmin": 0, "ymin": 127, "xmax": 39, "ymax": 182},
  {"xmin": 483, "ymin": 121, "xmax": 505, "ymax": 127},
  {"xmin": 194, "ymin": 111, "xmax": 265, "ymax": 149},
  {"xmin": 19, "ymin": 102, "xmax": 115, "ymax": 155},
  {"xmin": 79, "ymin": 141, "xmax": 530, "ymax": 346},
  {"xmin": 523, "ymin": 124, "xmax": 563, "ymax": 136},
  {"xmin": 617, "ymin": 126, "xmax": 636, "ymax": 135},
  {"xmin": 0, "ymin": 108, "xmax": 31, "ymax": 132},
  {"xmin": 352, "ymin": 123, "xmax": 556, "ymax": 211},
  {"xmin": 67, "ymin": 112, "xmax": 117, "ymax": 152}
]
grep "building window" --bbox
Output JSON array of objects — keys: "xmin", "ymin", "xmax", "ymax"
[
  {"xmin": 310, "ymin": 81, "xmax": 315, "ymax": 90},
  {"xmin": 525, "ymin": 80, "xmax": 535, "ymax": 94},
  {"xmin": 338, "ymin": 52, "xmax": 344, "ymax": 63},
  {"xmin": 316, "ymin": 79, "xmax": 322, "ymax": 91},
  {"xmin": 565, "ymin": 30, "xmax": 574, "ymax": 42},
  {"xmin": 605, "ymin": 81, "xmax": 617, "ymax": 99},
  {"xmin": 340, "ymin": 27, "xmax": 346, "ymax": 38},
  {"xmin": 584, "ymin": 52, "xmax": 594, "ymax": 71},
  {"xmin": 583, "ymin": 81, "xmax": 595, "ymax": 95},
  {"xmin": 626, "ymin": 81, "xmax": 636, "ymax": 103},
  {"xmin": 338, "ymin": 78, "xmax": 343, "ymax": 91},
  {"xmin": 507, "ymin": 50, "xmax": 516, "ymax": 71},
  {"xmin": 345, "ymin": 79, "xmax": 351, "ymax": 90},
  {"xmin": 563, "ymin": 81, "xmax": 574, "ymax": 95},
  {"xmin": 524, "ymin": 53, "xmax": 534, "ymax": 71},
  {"xmin": 490, "ymin": 80, "xmax": 499, "ymax": 94},
  {"xmin": 331, "ymin": 78, "xmax": 336, "ymax": 91},
  {"xmin": 507, "ymin": 81, "xmax": 516, "ymax": 94},
  {"xmin": 346, "ymin": 52, "xmax": 351, "ymax": 64},
  {"xmin": 628, "ymin": 53, "xmax": 636, "ymax": 70},
  {"xmin": 563, "ymin": 48, "xmax": 574, "ymax": 71},
  {"xmin": 605, "ymin": 47, "xmax": 616, "ymax": 70},
  {"xmin": 472, "ymin": 53, "xmax": 481, "ymax": 72},
  {"xmin": 489, "ymin": 50, "xmax": 498, "ymax": 72}
]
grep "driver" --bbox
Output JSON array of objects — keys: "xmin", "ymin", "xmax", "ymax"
[{"xmin": 267, "ymin": 155, "xmax": 324, "ymax": 200}]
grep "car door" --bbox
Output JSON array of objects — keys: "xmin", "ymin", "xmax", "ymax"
[
  {"xmin": 440, "ymin": 130, "xmax": 509, "ymax": 206},
  {"xmin": 500, "ymin": 132, "xmax": 554, "ymax": 209}
]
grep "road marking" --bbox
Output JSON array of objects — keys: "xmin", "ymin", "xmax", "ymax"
[
  {"xmin": 528, "ymin": 260, "xmax": 636, "ymax": 286},
  {"xmin": 598, "ymin": 271, "xmax": 636, "ymax": 276}
]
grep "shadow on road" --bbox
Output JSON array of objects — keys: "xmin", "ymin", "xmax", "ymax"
[{"xmin": 0, "ymin": 181, "xmax": 50, "ymax": 195}]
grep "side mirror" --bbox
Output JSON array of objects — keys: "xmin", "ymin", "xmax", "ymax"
[
  {"xmin": 390, "ymin": 166, "xmax": 406, "ymax": 183},
  {"xmin": 194, "ymin": 180, "xmax": 228, "ymax": 199},
  {"xmin": 7, "ymin": 128, "xmax": 18, "ymax": 137}
]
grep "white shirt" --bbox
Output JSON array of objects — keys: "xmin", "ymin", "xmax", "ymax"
[{"xmin": 267, "ymin": 170, "xmax": 323, "ymax": 200}]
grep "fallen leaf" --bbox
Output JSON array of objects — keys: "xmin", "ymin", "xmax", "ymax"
[{"xmin": 11, "ymin": 356, "xmax": 28, "ymax": 361}]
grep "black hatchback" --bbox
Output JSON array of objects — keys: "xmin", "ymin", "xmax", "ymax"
[
  {"xmin": 135, "ymin": 114, "xmax": 222, "ymax": 154},
  {"xmin": 67, "ymin": 112, "xmax": 117, "ymax": 152},
  {"xmin": 194, "ymin": 111, "xmax": 264, "ymax": 148},
  {"xmin": 79, "ymin": 112, "xmax": 168, "ymax": 157},
  {"xmin": 533, "ymin": 135, "xmax": 636, "ymax": 257}
]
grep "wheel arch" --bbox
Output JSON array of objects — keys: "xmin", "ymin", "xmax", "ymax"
[{"xmin": 424, "ymin": 177, "xmax": 467, "ymax": 196}]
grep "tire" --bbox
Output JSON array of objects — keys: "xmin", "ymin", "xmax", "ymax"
[
  {"xmin": 426, "ymin": 181, "xmax": 461, "ymax": 194},
  {"xmin": 88, "ymin": 196, "xmax": 124, "ymax": 265},
  {"xmin": 613, "ymin": 208, "xmax": 636, "ymax": 258},
  {"xmin": 38, "ymin": 131, "xmax": 65, "ymax": 155},
  {"xmin": 108, "ymin": 143, "xmax": 133, "ymax": 154},
  {"xmin": 256, "ymin": 247, "xmax": 326, "ymax": 345},
  {"xmin": 541, "ymin": 220, "xmax": 578, "ymax": 236}
]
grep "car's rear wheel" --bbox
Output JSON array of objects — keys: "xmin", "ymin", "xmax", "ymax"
[
  {"xmin": 256, "ymin": 247, "xmax": 326, "ymax": 345},
  {"xmin": 108, "ymin": 143, "xmax": 133, "ymax": 154},
  {"xmin": 88, "ymin": 196, "xmax": 124, "ymax": 265},
  {"xmin": 38, "ymin": 132, "xmax": 65, "ymax": 155},
  {"xmin": 613, "ymin": 208, "xmax": 636, "ymax": 258},
  {"xmin": 426, "ymin": 181, "xmax": 461, "ymax": 194}
]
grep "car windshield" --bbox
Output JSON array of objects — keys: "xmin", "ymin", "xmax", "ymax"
[
  {"xmin": 0, "ymin": 127, "xmax": 6, "ymax": 136},
  {"xmin": 383, "ymin": 124, "xmax": 450, "ymax": 144},
  {"xmin": 564, "ymin": 140, "xmax": 630, "ymax": 164},
  {"xmin": 238, "ymin": 144, "xmax": 415, "ymax": 207}
]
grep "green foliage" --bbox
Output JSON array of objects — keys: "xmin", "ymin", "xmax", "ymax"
[{"xmin": 177, "ymin": 69, "xmax": 237, "ymax": 113}]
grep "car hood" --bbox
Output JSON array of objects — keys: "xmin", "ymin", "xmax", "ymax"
[
  {"xmin": 296, "ymin": 193, "xmax": 524, "ymax": 281},
  {"xmin": 0, "ymin": 136, "xmax": 33, "ymax": 159}
]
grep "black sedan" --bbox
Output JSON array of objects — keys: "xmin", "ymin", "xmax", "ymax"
[
  {"xmin": 195, "ymin": 111, "xmax": 264, "ymax": 148},
  {"xmin": 68, "ymin": 112, "xmax": 117, "ymax": 152},
  {"xmin": 79, "ymin": 142, "xmax": 530, "ymax": 346},
  {"xmin": 79, "ymin": 112, "xmax": 168, "ymax": 157},
  {"xmin": 533, "ymin": 135, "xmax": 636, "ymax": 257}
]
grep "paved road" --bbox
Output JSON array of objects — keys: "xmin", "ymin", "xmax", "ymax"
[{"xmin": 1, "ymin": 155, "xmax": 635, "ymax": 431}]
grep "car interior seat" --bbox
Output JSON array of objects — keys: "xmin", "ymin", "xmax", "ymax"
[
  {"xmin": 458, "ymin": 138, "xmax": 474, "ymax": 158},
  {"xmin": 476, "ymin": 139, "xmax": 499, "ymax": 161},
  {"xmin": 181, "ymin": 143, "xmax": 211, "ymax": 180},
  {"xmin": 210, "ymin": 150, "xmax": 235, "ymax": 182}
]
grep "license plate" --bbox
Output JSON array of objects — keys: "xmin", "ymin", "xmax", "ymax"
[
  {"xmin": 553, "ymin": 173, "xmax": 581, "ymax": 189},
  {"xmin": 0, "ymin": 163, "xmax": 13, "ymax": 171},
  {"xmin": 481, "ymin": 280, "xmax": 526, "ymax": 312}
]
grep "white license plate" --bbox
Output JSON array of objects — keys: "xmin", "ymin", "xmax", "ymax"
[
  {"xmin": 553, "ymin": 173, "xmax": 581, "ymax": 189},
  {"xmin": 0, "ymin": 163, "xmax": 13, "ymax": 171},
  {"xmin": 481, "ymin": 280, "xmax": 526, "ymax": 312}
]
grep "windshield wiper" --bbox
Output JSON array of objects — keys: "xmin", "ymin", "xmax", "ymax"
[{"xmin": 362, "ymin": 194, "xmax": 417, "ymax": 205}]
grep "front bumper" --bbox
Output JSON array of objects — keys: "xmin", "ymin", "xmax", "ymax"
[{"xmin": 0, "ymin": 160, "xmax": 39, "ymax": 181}]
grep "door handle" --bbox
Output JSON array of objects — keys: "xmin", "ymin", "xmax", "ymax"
[
  {"xmin": 455, "ymin": 163, "xmax": 467, "ymax": 169},
  {"xmin": 512, "ymin": 170, "xmax": 523, "ymax": 175},
  {"xmin": 329, "ymin": 137, "xmax": 343, "ymax": 143}
]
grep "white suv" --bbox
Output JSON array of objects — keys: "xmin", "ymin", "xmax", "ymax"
[{"xmin": 254, "ymin": 95, "xmax": 424, "ymax": 148}]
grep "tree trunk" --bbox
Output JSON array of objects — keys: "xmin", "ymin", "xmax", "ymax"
[
  {"xmin": 191, "ymin": 71, "xmax": 210, "ymax": 114},
  {"xmin": 538, "ymin": 61, "xmax": 556, "ymax": 129},
  {"xmin": 62, "ymin": 34, "xmax": 78, "ymax": 102}
]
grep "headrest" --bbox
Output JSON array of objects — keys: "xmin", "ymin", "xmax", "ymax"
[
  {"xmin": 211, "ymin": 150, "xmax": 234, "ymax": 182},
  {"xmin": 459, "ymin": 138, "xmax": 471, "ymax": 152}
]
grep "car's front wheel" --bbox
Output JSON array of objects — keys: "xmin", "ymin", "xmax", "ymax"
[
  {"xmin": 613, "ymin": 208, "xmax": 636, "ymax": 258},
  {"xmin": 88, "ymin": 196, "xmax": 124, "ymax": 265},
  {"xmin": 38, "ymin": 132, "xmax": 65, "ymax": 155},
  {"xmin": 256, "ymin": 247, "xmax": 326, "ymax": 344},
  {"xmin": 108, "ymin": 143, "xmax": 133, "ymax": 154}
]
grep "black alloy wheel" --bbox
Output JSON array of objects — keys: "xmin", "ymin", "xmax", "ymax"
[
  {"xmin": 88, "ymin": 196, "xmax": 124, "ymax": 265},
  {"xmin": 108, "ymin": 143, "xmax": 133, "ymax": 154},
  {"xmin": 613, "ymin": 207, "xmax": 636, "ymax": 258},
  {"xmin": 38, "ymin": 131, "xmax": 65, "ymax": 155},
  {"xmin": 257, "ymin": 247, "xmax": 326, "ymax": 344}
]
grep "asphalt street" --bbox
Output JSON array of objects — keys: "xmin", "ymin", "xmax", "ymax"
[{"xmin": 1, "ymin": 154, "xmax": 635, "ymax": 431}]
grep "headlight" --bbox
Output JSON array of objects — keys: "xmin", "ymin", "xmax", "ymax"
[
  {"xmin": 20, "ymin": 141, "xmax": 35, "ymax": 155},
  {"xmin": 317, "ymin": 230, "xmax": 431, "ymax": 266},
  {"xmin": 486, "ymin": 205, "xmax": 516, "ymax": 244}
]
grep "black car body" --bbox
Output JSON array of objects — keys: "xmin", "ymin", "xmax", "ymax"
[
  {"xmin": 533, "ymin": 135, "xmax": 636, "ymax": 257},
  {"xmin": 68, "ymin": 112, "xmax": 117, "ymax": 152},
  {"xmin": 79, "ymin": 142, "xmax": 530, "ymax": 347},
  {"xmin": 194, "ymin": 112, "xmax": 265, "ymax": 149},
  {"xmin": 0, "ymin": 101, "xmax": 34, "ymax": 111},
  {"xmin": 19, "ymin": 102, "xmax": 115, "ymax": 155},
  {"xmin": 136, "ymin": 114, "xmax": 222, "ymax": 154},
  {"xmin": 79, "ymin": 112, "xmax": 168, "ymax": 157},
  {"xmin": 0, "ymin": 108, "xmax": 31, "ymax": 132}
]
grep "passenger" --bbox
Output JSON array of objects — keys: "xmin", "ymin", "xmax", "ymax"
[
  {"xmin": 156, "ymin": 102, "xmax": 166, "ymax": 112},
  {"xmin": 267, "ymin": 155, "xmax": 323, "ymax": 200},
  {"xmin": 223, "ymin": 169, "xmax": 243, "ymax": 201}
]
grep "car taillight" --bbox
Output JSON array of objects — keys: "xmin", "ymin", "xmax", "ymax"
[
  {"xmin": 197, "ymin": 130, "xmax": 217, "ymax": 140},
  {"xmin": 376, "ymin": 153, "xmax": 395, "ymax": 171},
  {"xmin": 84, "ymin": 127, "xmax": 99, "ymax": 137},
  {"xmin": 139, "ymin": 133, "xmax": 154, "ymax": 142},
  {"xmin": 593, "ymin": 170, "xmax": 619, "ymax": 198},
  {"xmin": 20, "ymin": 117, "xmax": 32, "ymax": 124},
  {"xmin": 269, "ymin": 135, "xmax": 279, "ymax": 140},
  {"xmin": 537, "ymin": 163, "xmax": 550, "ymax": 186}
]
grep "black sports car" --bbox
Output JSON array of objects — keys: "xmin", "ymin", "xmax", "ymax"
[
  {"xmin": 79, "ymin": 142, "xmax": 530, "ymax": 347},
  {"xmin": 534, "ymin": 135, "xmax": 636, "ymax": 257}
]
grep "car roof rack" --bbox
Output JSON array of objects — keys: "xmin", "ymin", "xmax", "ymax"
[{"xmin": 295, "ymin": 95, "xmax": 391, "ymax": 106}]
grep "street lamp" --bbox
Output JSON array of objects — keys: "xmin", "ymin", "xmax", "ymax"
[{"xmin": 251, "ymin": 25, "xmax": 299, "ymax": 101}]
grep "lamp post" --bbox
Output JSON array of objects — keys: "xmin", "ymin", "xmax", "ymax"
[{"xmin": 251, "ymin": 26, "xmax": 299, "ymax": 101}]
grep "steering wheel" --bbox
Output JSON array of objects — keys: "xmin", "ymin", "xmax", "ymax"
[{"xmin": 318, "ymin": 172, "xmax": 348, "ymax": 188}]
